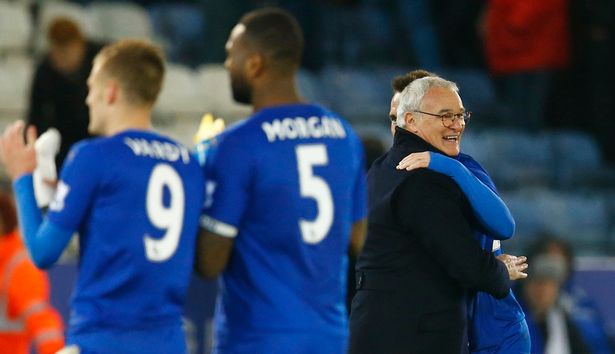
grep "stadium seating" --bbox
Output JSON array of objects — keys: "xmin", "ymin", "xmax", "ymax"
[
  {"xmin": 0, "ymin": 57, "xmax": 34, "ymax": 116},
  {"xmin": 87, "ymin": 1, "xmax": 153, "ymax": 42},
  {"xmin": 0, "ymin": 2, "xmax": 31, "ymax": 56},
  {"xmin": 319, "ymin": 66, "xmax": 391, "ymax": 122},
  {"xmin": 196, "ymin": 64, "xmax": 250, "ymax": 121},
  {"xmin": 147, "ymin": 3, "xmax": 206, "ymax": 68},
  {"xmin": 155, "ymin": 63, "xmax": 203, "ymax": 118},
  {"xmin": 501, "ymin": 189, "xmax": 609, "ymax": 254}
]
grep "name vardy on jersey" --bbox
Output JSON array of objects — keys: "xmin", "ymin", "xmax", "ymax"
[
  {"xmin": 124, "ymin": 138, "xmax": 191, "ymax": 163},
  {"xmin": 261, "ymin": 116, "xmax": 347, "ymax": 142}
]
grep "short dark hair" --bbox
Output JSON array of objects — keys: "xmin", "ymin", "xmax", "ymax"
[
  {"xmin": 239, "ymin": 7, "xmax": 304, "ymax": 73},
  {"xmin": 96, "ymin": 39, "xmax": 165, "ymax": 107},
  {"xmin": 48, "ymin": 17, "xmax": 84, "ymax": 47},
  {"xmin": 391, "ymin": 69, "xmax": 437, "ymax": 93}
]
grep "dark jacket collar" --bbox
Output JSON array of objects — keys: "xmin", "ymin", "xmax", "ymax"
[{"xmin": 392, "ymin": 126, "xmax": 443, "ymax": 155}]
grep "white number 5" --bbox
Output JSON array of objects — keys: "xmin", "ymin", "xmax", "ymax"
[
  {"xmin": 296, "ymin": 144, "xmax": 334, "ymax": 244},
  {"xmin": 144, "ymin": 163, "xmax": 185, "ymax": 262}
]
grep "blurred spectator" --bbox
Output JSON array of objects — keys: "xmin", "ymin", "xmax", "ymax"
[
  {"xmin": 27, "ymin": 17, "xmax": 103, "ymax": 170},
  {"xmin": 0, "ymin": 189, "xmax": 64, "ymax": 354},
  {"xmin": 519, "ymin": 253, "xmax": 591, "ymax": 353},
  {"xmin": 483, "ymin": 0, "xmax": 571, "ymax": 130},
  {"xmin": 568, "ymin": 0, "xmax": 615, "ymax": 162},
  {"xmin": 530, "ymin": 237, "xmax": 615, "ymax": 354}
]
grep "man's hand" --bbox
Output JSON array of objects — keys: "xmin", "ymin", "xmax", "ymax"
[
  {"xmin": 497, "ymin": 254, "xmax": 528, "ymax": 280},
  {"xmin": 397, "ymin": 151, "xmax": 430, "ymax": 171},
  {"xmin": 0, "ymin": 121, "xmax": 37, "ymax": 180}
]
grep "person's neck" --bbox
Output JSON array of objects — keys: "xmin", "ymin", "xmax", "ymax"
[
  {"xmin": 105, "ymin": 106, "xmax": 152, "ymax": 136},
  {"xmin": 251, "ymin": 75, "xmax": 302, "ymax": 112}
]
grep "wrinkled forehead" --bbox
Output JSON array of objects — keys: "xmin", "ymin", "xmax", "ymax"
[{"xmin": 421, "ymin": 87, "xmax": 463, "ymax": 112}]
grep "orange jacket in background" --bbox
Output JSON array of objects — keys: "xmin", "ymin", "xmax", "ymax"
[{"xmin": 0, "ymin": 230, "xmax": 64, "ymax": 354}]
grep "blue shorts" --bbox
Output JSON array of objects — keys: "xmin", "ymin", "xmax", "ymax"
[
  {"xmin": 213, "ymin": 331, "xmax": 348, "ymax": 354},
  {"xmin": 67, "ymin": 324, "xmax": 187, "ymax": 354},
  {"xmin": 471, "ymin": 319, "xmax": 531, "ymax": 354}
]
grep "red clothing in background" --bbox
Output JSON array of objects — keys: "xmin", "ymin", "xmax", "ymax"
[{"xmin": 485, "ymin": 0, "xmax": 571, "ymax": 74}]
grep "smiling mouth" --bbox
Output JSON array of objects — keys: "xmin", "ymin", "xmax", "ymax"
[{"xmin": 443, "ymin": 135, "xmax": 459, "ymax": 142}]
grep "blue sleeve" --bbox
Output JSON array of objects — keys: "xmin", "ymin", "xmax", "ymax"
[
  {"xmin": 199, "ymin": 133, "xmax": 252, "ymax": 238},
  {"xmin": 429, "ymin": 152, "xmax": 515, "ymax": 239},
  {"xmin": 13, "ymin": 175, "xmax": 74, "ymax": 268},
  {"xmin": 47, "ymin": 142, "xmax": 100, "ymax": 231}
]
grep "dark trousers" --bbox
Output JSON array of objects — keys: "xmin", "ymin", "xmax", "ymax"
[{"xmin": 349, "ymin": 289, "xmax": 469, "ymax": 354}]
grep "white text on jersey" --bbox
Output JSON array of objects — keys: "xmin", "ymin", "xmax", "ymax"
[
  {"xmin": 124, "ymin": 138, "xmax": 191, "ymax": 164},
  {"xmin": 261, "ymin": 116, "xmax": 347, "ymax": 142}
]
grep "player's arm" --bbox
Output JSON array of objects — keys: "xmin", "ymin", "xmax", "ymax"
[
  {"xmin": 349, "ymin": 135, "xmax": 368, "ymax": 256},
  {"xmin": 397, "ymin": 151, "xmax": 515, "ymax": 240},
  {"xmin": 195, "ymin": 227, "xmax": 234, "ymax": 279},
  {"xmin": 349, "ymin": 218, "xmax": 367, "ymax": 256},
  {"xmin": 14, "ymin": 176, "xmax": 75, "ymax": 268},
  {"xmin": 0, "ymin": 121, "xmax": 97, "ymax": 268},
  {"xmin": 0, "ymin": 122, "xmax": 71, "ymax": 267},
  {"xmin": 193, "ymin": 132, "xmax": 248, "ymax": 279}
]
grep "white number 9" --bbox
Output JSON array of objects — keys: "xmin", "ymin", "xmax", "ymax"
[{"xmin": 144, "ymin": 163, "xmax": 185, "ymax": 262}]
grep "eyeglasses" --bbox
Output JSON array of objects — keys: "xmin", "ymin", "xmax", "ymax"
[{"xmin": 413, "ymin": 110, "xmax": 472, "ymax": 128}]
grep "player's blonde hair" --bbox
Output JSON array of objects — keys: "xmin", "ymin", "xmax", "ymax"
[{"xmin": 95, "ymin": 39, "xmax": 165, "ymax": 107}]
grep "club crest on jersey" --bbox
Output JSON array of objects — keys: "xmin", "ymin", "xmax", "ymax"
[{"xmin": 49, "ymin": 181, "xmax": 70, "ymax": 212}]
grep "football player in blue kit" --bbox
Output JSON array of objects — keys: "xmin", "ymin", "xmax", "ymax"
[
  {"xmin": 194, "ymin": 8, "xmax": 367, "ymax": 354},
  {"xmin": 0, "ymin": 40, "xmax": 204, "ymax": 353}
]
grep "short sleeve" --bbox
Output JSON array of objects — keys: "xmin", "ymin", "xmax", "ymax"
[
  {"xmin": 47, "ymin": 142, "xmax": 101, "ymax": 231},
  {"xmin": 200, "ymin": 133, "xmax": 253, "ymax": 238}
]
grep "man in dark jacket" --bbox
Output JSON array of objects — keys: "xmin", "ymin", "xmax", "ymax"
[
  {"xmin": 27, "ymin": 17, "xmax": 103, "ymax": 169},
  {"xmin": 348, "ymin": 76, "xmax": 528, "ymax": 354}
]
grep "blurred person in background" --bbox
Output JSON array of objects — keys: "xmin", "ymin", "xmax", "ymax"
[
  {"xmin": 0, "ymin": 189, "xmax": 64, "ymax": 354},
  {"xmin": 529, "ymin": 237, "xmax": 614, "ymax": 354},
  {"xmin": 519, "ymin": 252, "xmax": 591, "ymax": 353},
  {"xmin": 27, "ymin": 17, "xmax": 103, "ymax": 170},
  {"xmin": 483, "ymin": 0, "xmax": 571, "ymax": 130},
  {"xmin": 568, "ymin": 0, "xmax": 615, "ymax": 162}
]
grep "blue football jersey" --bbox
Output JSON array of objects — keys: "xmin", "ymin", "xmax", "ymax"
[
  {"xmin": 47, "ymin": 130, "xmax": 204, "ymax": 353},
  {"xmin": 197, "ymin": 104, "xmax": 367, "ymax": 352}
]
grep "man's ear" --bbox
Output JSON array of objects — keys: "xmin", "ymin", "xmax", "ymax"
[
  {"xmin": 405, "ymin": 112, "xmax": 418, "ymax": 133},
  {"xmin": 106, "ymin": 81, "xmax": 119, "ymax": 105},
  {"xmin": 245, "ymin": 53, "xmax": 264, "ymax": 79}
]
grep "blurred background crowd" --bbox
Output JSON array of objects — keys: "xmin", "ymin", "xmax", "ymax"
[{"xmin": 0, "ymin": 0, "xmax": 614, "ymax": 353}]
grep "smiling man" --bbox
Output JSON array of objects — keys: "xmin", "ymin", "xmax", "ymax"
[{"xmin": 349, "ymin": 76, "xmax": 527, "ymax": 354}]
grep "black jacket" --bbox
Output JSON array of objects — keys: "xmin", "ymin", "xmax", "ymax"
[
  {"xmin": 27, "ymin": 41, "xmax": 103, "ymax": 169},
  {"xmin": 349, "ymin": 127, "xmax": 510, "ymax": 354}
]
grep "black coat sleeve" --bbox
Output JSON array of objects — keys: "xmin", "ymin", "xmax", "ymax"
[
  {"xmin": 27, "ymin": 60, "xmax": 55, "ymax": 133},
  {"xmin": 395, "ymin": 169, "xmax": 511, "ymax": 299}
]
